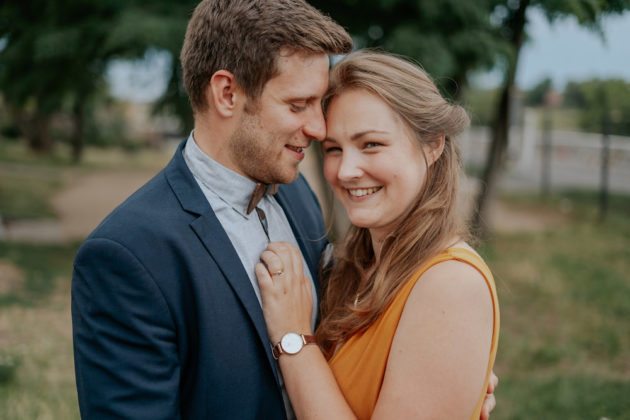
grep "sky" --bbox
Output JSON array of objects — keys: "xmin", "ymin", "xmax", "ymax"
[
  {"xmin": 515, "ymin": 8, "xmax": 630, "ymax": 89},
  {"xmin": 107, "ymin": 9, "xmax": 630, "ymax": 102}
]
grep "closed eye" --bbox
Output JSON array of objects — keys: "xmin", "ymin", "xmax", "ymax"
[
  {"xmin": 291, "ymin": 103, "xmax": 307, "ymax": 112},
  {"xmin": 323, "ymin": 146, "xmax": 342, "ymax": 153}
]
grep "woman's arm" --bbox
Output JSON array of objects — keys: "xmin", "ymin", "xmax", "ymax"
[
  {"xmin": 257, "ymin": 242, "xmax": 495, "ymax": 420},
  {"xmin": 372, "ymin": 260, "xmax": 494, "ymax": 419},
  {"xmin": 256, "ymin": 242, "xmax": 357, "ymax": 420}
]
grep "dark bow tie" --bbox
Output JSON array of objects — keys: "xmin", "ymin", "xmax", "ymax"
[{"xmin": 246, "ymin": 183, "xmax": 279, "ymax": 214}]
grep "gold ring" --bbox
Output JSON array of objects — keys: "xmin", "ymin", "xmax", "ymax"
[{"xmin": 272, "ymin": 270, "xmax": 284, "ymax": 276}]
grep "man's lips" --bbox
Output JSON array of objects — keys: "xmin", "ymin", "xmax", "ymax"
[{"xmin": 286, "ymin": 145, "xmax": 305, "ymax": 154}]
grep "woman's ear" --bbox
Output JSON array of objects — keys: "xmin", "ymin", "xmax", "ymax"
[
  {"xmin": 207, "ymin": 70, "xmax": 242, "ymax": 117},
  {"xmin": 428, "ymin": 135, "xmax": 446, "ymax": 166}
]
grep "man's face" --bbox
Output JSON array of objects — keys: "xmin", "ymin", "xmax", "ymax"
[{"xmin": 228, "ymin": 51, "xmax": 329, "ymax": 184}]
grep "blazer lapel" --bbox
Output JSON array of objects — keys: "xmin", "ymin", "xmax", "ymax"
[
  {"xmin": 189, "ymin": 214, "xmax": 280, "ymax": 383},
  {"xmin": 274, "ymin": 186, "xmax": 321, "ymax": 297},
  {"xmin": 165, "ymin": 141, "xmax": 281, "ymax": 384}
]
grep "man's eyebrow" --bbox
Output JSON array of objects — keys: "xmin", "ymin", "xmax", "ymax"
[{"xmin": 286, "ymin": 95, "xmax": 320, "ymax": 102}]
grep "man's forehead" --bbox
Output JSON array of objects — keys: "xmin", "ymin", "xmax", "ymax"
[
  {"xmin": 265, "ymin": 51, "xmax": 330, "ymax": 95},
  {"xmin": 276, "ymin": 49, "xmax": 330, "ymax": 67}
]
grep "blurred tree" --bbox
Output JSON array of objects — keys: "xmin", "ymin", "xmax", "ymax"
[
  {"xmin": 525, "ymin": 76, "xmax": 553, "ymax": 106},
  {"xmin": 563, "ymin": 78, "xmax": 630, "ymax": 135},
  {"xmin": 309, "ymin": 0, "xmax": 508, "ymax": 99},
  {"xmin": 471, "ymin": 0, "xmax": 630, "ymax": 237},
  {"xmin": 0, "ymin": 0, "xmax": 195, "ymax": 161},
  {"xmin": 107, "ymin": 1, "xmax": 196, "ymax": 135},
  {"xmin": 463, "ymin": 87, "xmax": 501, "ymax": 126},
  {"xmin": 564, "ymin": 80, "xmax": 588, "ymax": 108},
  {"xmin": 0, "ymin": 0, "xmax": 128, "ymax": 159}
]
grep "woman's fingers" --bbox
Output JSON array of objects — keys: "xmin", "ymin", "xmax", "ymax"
[
  {"xmin": 487, "ymin": 371, "xmax": 498, "ymax": 393},
  {"xmin": 266, "ymin": 242, "xmax": 303, "ymax": 280},
  {"xmin": 255, "ymin": 262, "xmax": 273, "ymax": 291},
  {"xmin": 480, "ymin": 392, "xmax": 496, "ymax": 420},
  {"xmin": 259, "ymin": 249, "xmax": 285, "ymax": 279},
  {"xmin": 256, "ymin": 243, "xmax": 313, "ymax": 343},
  {"xmin": 480, "ymin": 372, "xmax": 498, "ymax": 419}
]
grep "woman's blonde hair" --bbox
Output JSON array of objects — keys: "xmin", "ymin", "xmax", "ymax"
[{"xmin": 316, "ymin": 50, "xmax": 470, "ymax": 353}]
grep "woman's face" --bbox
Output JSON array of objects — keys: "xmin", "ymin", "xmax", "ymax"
[{"xmin": 323, "ymin": 88, "xmax": 433, "ymax": 242}]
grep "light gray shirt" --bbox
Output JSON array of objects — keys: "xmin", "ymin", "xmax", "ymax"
[{"xmin": 183, "ymin": 133, "xmax": 317, "ymax": 419}]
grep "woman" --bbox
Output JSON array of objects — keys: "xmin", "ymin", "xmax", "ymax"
[{"xmin": 255, "ymin": 50, "xmax": 499, "ymax": 419}]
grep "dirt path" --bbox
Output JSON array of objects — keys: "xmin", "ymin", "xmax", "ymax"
[
  {"xmin": 50, "ymin": 170, "xmax": 159, "ymax": 241},
  {"xmin": 4, "ymin": 163, "xmax": 565, "ymax": 243}
]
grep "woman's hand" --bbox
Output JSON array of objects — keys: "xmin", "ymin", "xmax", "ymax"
[{"xmin": 255, "ymin": 242, "xmax": 313, "ymax": 343}]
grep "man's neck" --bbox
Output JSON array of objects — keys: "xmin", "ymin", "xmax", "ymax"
[{"xmin": 192, "ymin": 115, "xmax": 244, "ymax": 178}]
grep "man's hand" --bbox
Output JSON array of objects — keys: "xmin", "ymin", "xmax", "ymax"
[{"xmin": 480, "ymin": 371, "xmax": 498, "ymax": 420}]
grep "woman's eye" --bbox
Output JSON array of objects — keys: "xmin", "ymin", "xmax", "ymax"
[
  {"xmin": 365, "ymin": 142, "xmax": 381, "ymax": 149},
  {"xmin": 324, "ymin": 146, "xmax": 342, "ymax": 153}
]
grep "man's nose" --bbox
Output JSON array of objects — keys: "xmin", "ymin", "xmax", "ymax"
[{"xmin": 303, "ymin": 107, "xmax": 326, "ymax": 141}]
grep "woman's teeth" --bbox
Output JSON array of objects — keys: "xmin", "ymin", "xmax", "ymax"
[{"xmin": 348, "ymin": 187, "xmax": 381, "ymax": 197}]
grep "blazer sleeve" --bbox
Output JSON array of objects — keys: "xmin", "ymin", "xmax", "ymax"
[{"xmin": 71, "ymin": 238, "xmax": 180, "ymax": 419}]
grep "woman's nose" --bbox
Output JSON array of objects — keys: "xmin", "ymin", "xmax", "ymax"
[{"xmin": 337, "ymin": 151, "xmax": 363, "ymax": 181}]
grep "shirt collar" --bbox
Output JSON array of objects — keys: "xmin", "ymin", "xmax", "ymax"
[{"xmin": 183, "ymin": 132, "xmax": 265, "ymax": 217}]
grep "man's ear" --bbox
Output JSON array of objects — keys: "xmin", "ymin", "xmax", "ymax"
[
  {"xmin": 428, "ymin": 135, "xmax": 446, "ymax": 166},
  {"xmin": 207, "ymin": 70, "xmax": 242, "ymax": 117}
]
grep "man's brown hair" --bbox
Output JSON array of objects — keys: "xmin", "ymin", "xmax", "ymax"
[{"xmin": 180, "ymin": 0, "xmax": 353, "ymax": 113}]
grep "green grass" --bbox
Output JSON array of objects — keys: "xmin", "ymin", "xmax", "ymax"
[
  {"xmin": 0, "ymin": 189, "xmax": 628, "ymax": 418},
  {"xmin": 0, "ymin": 139, "xmax": 172, "ymax": 171},
  {"xmin": 0, "ymin": 242, "xmax": 80, "ymax": 419},
  {"xmin": 0, "ymin": 242, "xmax": 80, "ymax": 306},
  {"xmin": 497, "ymin": 375, "xmax": 630, "ymax": 419},
  {"xmin": 0, "ymin": 169, "xmax": 62, "ymax": 221},
  {"xmin": 481, "ymin": 191, "xmax": 630, "ymax": 419}
]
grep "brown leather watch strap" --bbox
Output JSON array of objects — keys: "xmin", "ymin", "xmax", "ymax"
[
  {"xmin": 302, "ymin": 335, "xmax": 316, "ymax": 345},
  {"xmin": 272, "ymin": 333, "xmax": 316, "ymax": 359}
]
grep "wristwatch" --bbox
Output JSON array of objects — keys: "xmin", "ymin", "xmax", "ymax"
[{"xmin": 272, "ymin": 333, "xmax": 316, "ymax": 359}]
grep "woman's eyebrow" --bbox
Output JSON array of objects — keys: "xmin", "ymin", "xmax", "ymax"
[
  {"xmin": 350, "ymin": 130, "xmax": 389, "ymax": 140},
  {"xmin": 324, "ymin": 130, "xmax": 389, "ymax": 143}
]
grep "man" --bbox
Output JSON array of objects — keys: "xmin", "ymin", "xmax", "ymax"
[
  {"xmin": 72, "ymin": 1, "xmax": 350, "ymax": 418},
  {"xmin": 72, "ymin": 1, "xmax": 496, "ymax": 418}
]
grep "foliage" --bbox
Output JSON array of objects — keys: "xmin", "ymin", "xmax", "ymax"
[
  {"xmin": 0, "ymin": 0, "xmax": 128, "ymax": 153},
  {"xmin": 564, "ymin": 78, "xmax": 630, "ymax": 135},
  {"xmin": 463, "ymin": 87, "xmax": 501, "ymax": 125},
  {"xmin": 524, "ymin": 76, "xmax": 552, "ymax": 106},
  {"xmin": 310, "ymin": 0, "xmax": 508, "ymax": 98},
  {"xmin": 0, "ymin": 0, "xmax": 195, "ymax": 158},
  {"xmin": 471, "ymin": 0, "xmax": 630, "ymax": 237}
]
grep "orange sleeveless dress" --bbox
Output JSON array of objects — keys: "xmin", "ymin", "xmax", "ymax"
[{"xmin": 328, "ymin": 248, "xmax": 500, "ymax": 419}]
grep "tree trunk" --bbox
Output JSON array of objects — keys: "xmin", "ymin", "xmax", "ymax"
[
  {"xmin": 471, "ymin": 0, "xmax": 530, "ymax": 238},
  {"xmin": 27, "ymin": 111, "xmax": 53, "ymax": 153},
  {"xmin": 71, "ymin": 101, "xmax": 85, "ymax": 163}
]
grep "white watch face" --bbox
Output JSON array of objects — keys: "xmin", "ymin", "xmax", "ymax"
[{"xmin": 281, "ymin": 333, "xmax": 303, "ymax": 355}]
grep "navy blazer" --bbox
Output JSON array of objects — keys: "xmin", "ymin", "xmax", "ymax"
[{"xmin": 71, "ymin": 140, "xmax": 328, "ymax": 419}]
